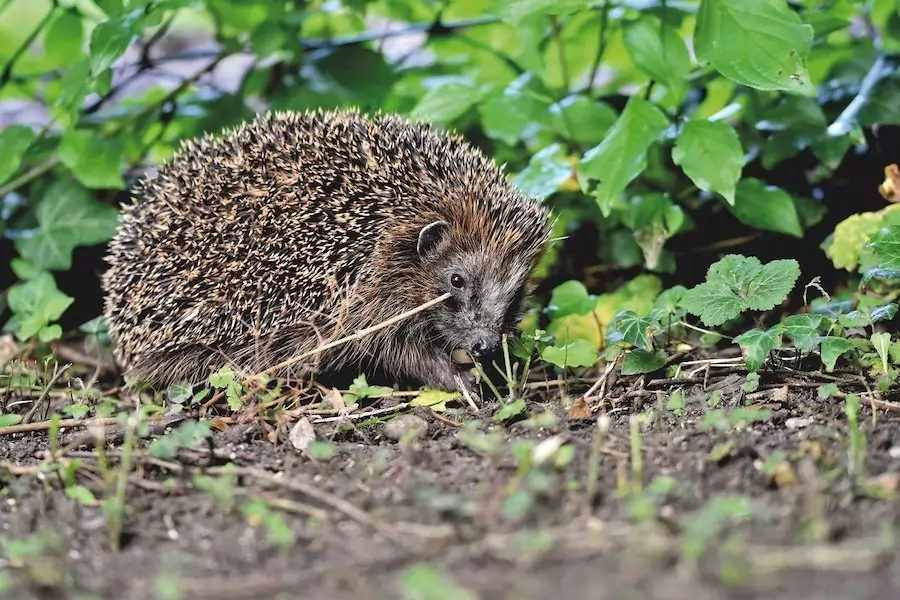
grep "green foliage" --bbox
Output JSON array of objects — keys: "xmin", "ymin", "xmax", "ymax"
[
  {"xmin": 0, "ymin": 0, "xmax": 897, "ymax": 394},
  {"xmin": 682, "ymin": 255, "xmax": 801, "ymax": 327}
]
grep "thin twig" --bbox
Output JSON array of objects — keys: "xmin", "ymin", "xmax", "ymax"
[{"xmin": 254, "ymin": 293, "xmax": 452, "ymax": 379}]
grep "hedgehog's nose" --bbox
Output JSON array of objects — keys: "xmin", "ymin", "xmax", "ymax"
[{"xmin": 471, "ymin": 339, "xmax": 490, "ymax": 357}]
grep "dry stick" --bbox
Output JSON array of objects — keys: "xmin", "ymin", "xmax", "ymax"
[
  {"xmin": 251, "ymin": 293, "xmax": 453, "ymax": 380},
  {"xmin": 0, "ymin": 416, "xmax": 121, "ymax": 437},
  {"xmin": 582, "ymin": 359, "xmax": 618, "ymax": 400}
]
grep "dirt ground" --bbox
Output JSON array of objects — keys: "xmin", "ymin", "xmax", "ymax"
[{"xmin": 3, "ymin": 352, "xmax": 900, "ymax": 600}]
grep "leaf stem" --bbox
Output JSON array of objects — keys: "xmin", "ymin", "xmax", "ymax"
[
  {"xmin": 550, "ymin": 15, "xmax": 571, "ymax": 94},
  {"xmin": 586, "ymin": 1, "xmax": 610, "ymax": 94}
]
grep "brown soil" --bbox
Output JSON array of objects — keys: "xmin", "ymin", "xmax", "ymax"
[{"xmin": 3, "ymin": 360, "xmax": 900, "ymax": 600}]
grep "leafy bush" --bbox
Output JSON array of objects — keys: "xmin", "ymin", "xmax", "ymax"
[{"xmin": 1, "ymin": 0, "xmax": 899, "ymax": 384}]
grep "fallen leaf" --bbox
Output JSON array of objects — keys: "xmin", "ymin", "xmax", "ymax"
[
  {"xmin": 289, "ymin": 417, "xmax": 316, "ymax": 452},
  {"xmin": 330, "ymin": 388, "xmax": 347, "ymax": 413},
  {"xmin": 568, "ymin": 396, "xmax": 591, "ymax": 420},
  {"xmin": 879, "ymin": 164, "xmax": 900, "ymax": 203}
]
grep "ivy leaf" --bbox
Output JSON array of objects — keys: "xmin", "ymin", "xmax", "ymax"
[
  {"xmin": 728, "ymin": 179, "xmax": 803, "ymax": 237},
  {"xmin": 780, "ymin": 314, "xmax": 824, "ymax": 352},
  {"xmin": 541, "ymin": 340, "xmax": 598, "ymax": 368},
  {"xmin": 3, "ymin": 272, "xmax": 74, "ymax": 342},
  {"xmin": 577, "ymin": 97, "xmax": 669, "ymax": 216},
  {"xmin": 0, "ymin": 125, "xmax": 37, "ymax": 186},
  {"xmin": 607, "ymin": 310, "xmax": 660, "ymax": 351},
  {"xmin": 89, "ymin": 11, "xmax": 142, "ymax": 76},
  {"xmin": 622, "ymin": 15, "xmax": 691, "ymax": 98},
  {"xmin": 733, "ymin": 327, "xmax": 783, "ymax": 372},
  {"xmin": 621, "ymin": 349, "xmax": 667, "ymax": 375},
  {"xmin": 14, "ymin": 180, "xmax": 119, "ymax": 271},
  {"xmin": 820, "ymin": 336, "xmax": 856, "ymax": 372},
  {"xmin": 682, "ymin": 255, "xmax": 801, "ymax": 326},
  {"xmin": 672, "ymin": 120, "xmax": 744, "ymax": 205},
  {"xmin": 512, "ymin": 143, "xmax": 572, "ymax": 200},
  {"xmin": 411, "ymin": 79, "xmax": 483, "ymax": 125},
  {"xmin": 58, "ymin": 129, "xmax": 126, "ymax": 189},
  {"xmin": 45, "ymin": 10, "xmax": 84, "ymax": 67},
  {"xmin": 694, "ymin": 0, "xmax": 814, "ymax": 95},
  {"xmin": 868, "ymin": 226, "xmax": 900, "ymax": 271}
]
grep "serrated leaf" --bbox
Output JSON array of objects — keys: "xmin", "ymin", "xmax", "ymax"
[
  {"xmin": 0, "ymin": 125, "xmax": 37, "ymax": 186},
  {"xmin": 14, "ymin": 180, "xmax": 119, "ymax": 270},
  {"xmin": 622, "ymin": 15, "xmax": 691, "ymax": 97},
  {"xmin": 345, "ymin": 374, "xmax": 393, "ymax": 404},
  {"xmin": 672, "ymin": 120, "xmax": 744, "ymax": 204},
  {"xmin": 695, "ymin": 0, "xmax": 814, "ymax": 95},
  {"xmin": 781, "ymin": 314, "xmax": 823, "ymax": 352},
  {"xmin": 513, "ymin": 143, "xmax": 572, "ymax": 200},
  {"xmin": 733, "ymin": 327, "xmax": 782, "ymax": 372},
  {"xmin": 577, "ymin": 97, "xmax": 669, "ymax": 216},
  {"xmin": 729, "ymin": 179, "xmax": 803, "ymax": 237},
  {"xmin": 541, "ymin": 339, "xmax": 598, "ymax": 368},
  {"xmin": 621, "ymin": 349, "xmax": 667, "ymax": 375},
  {"xmin": 58, "ymin": 129, "xmax": 126, "ymax": 189},
  {"xmin": 411, "ymin": 80, "xmax": 483, "ymax": 125},
  {"xmin": 3, "ymin": 272, "xmax": 73, "ymax": 341},
  {"xmin": 608, "ymin": 310, "xmax": 660, "ymax": 350},
  {"xmin": 820, "ymin": 336, "xmax": 856, "ymax": 372},
  {"xmin": 682, "ymin": 255, "xmax": 800, "ymax": 326},
  {"xmin": 546, "ymin": 280, "xmax": 596, "ymax": 319},
  {"xmin": 45, "ymin": 10, "xmax": 84, "ymax": 66},
  {"xmin": 868, "ymin": 226, "xmax": 900, "ymax": 271}
]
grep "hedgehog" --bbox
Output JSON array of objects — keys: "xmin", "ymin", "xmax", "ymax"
[{"xmin": 101, "ymin": 109, "xmax": 552, "ymax": 394}]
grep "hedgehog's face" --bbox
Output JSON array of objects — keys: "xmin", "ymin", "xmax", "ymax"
[{"xmin": 416, "ymin": 220, "xmax": 535, "ymax": 365}]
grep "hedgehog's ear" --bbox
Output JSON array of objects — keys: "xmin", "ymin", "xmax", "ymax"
[{"xmin": 417, "ymin": 220, "xmax": 450, "ymax": 260}]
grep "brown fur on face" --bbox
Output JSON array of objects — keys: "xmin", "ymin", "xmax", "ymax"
[{"xmin": 101, "ymin": 109, "xmax": 552, "ymax": 392}]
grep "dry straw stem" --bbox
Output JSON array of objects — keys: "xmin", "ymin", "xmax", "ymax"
[{"xmin": 248, "ymin": 292, "xmax": 453, "ymax": 382}]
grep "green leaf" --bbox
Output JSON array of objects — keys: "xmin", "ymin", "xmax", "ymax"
[
  {"xmin": 0, "ymin": 414, "xmax": 23, "ymax": 427},
  {"xmin": 3, "ymin": 272, "xmax": 73, "ymax": 342},
  {"xmin": 671, "ymin": 119, "xmax": 744, "ymax": 205},
  {"xmin": 728, "ymin": 179, "xmax": 803, "ymax": 237},
  {"xmin": 479, "ymin": 73, "xmax": 552, "ymax": 146},
  {"xmin": 401, "ymin": 564, "xmax": 478, "ymax": 600},
  {"xmin": 0, "ymin": 125, "xmax": 37, "ymax": 186},
  {"xmin": 694, "ymin": 0, "xmax": 814, "ymax": 95},
  {"xmin": 14, "ymin": 180, "xmax": 119, "ymax": 271},
  {"xmin": 826, "ymin": 212, "xmax": 889, "ymax": 271},
  {"xmin": 345, "ymin": 374, "xmax": 393, "ymax": 404},
  {"xmin": 489, "ymin": 0, "xmax": 592, "ymax": 25},
  {"xmin": 65, "ymin": 484, "xmax": 99, "ymax": 507},
  {"xmin": 546, "ymin": 280, "xmax": 596, "ymax": 319},
  {"xmin": 512, "ymin": 143, "xmax": 572, "ymax": 200},
  {"xmin": 871, "ymin": 332, "xmax": 891, "ymax": 373},
  {"xmin": 868, "ymin": 226, "xmax": 900, "ymax": 271},
  {"xmin": 577, "ymin": 97, "xmax": 669, "ymax": 216},
  {"xmin": 682, "ymin": 255, "xmax": 801, "ymax": 326},
  {"xmin": 548, "ymin": 95, "xmax": 616, "ymax": 145},
  {"xmin": 58, "ymin": 129, "xmax": 126, "ymax": 189},
  {"xmin": 541, "ymin": 339, "xmax": 598, "ymax": 368},
  {"xmin": 733, "ymin": 327, "xmax": 782, "ymax": 372},
  {"xmin": 411, "ymin": 389, "xmax": 460, "ymax": 412},
  {"xmin": 89, "ymin": 12, "xmax": 141, "ymax": 76},
  {"xmin": 45, "ymin": 10, "xmax": 84, "ymax": 67},
  {"xmin": 820, "ymin": 336, "xmax": 856, "ymax": 372},
  {"xmin": 608, "ymin": 310, "xmax": 660, "ymax": 351},
  {"xmin": 621, "ymin": 349, "xmax": 667, "ymax": 375},
  {"xmin": 493, "ymin": 398, "xmax": 527, "ymax": 421},
  {"xmin": 780, "ymin": 314, "xmax": 823, "ymax": 352},
  {"xmin": 622, "ymin": 16, "xmax": 691, "ymax": 97},
  {"xmin": 410, "ymin": 80, "xmax": 483, "ymax": 125}
]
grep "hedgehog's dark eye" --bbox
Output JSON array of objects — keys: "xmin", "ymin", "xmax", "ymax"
[{"xmin": 450, "ymin": 274, "xmax": 465, "ymax": 289}]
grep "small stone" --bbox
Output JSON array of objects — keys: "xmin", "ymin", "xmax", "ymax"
[
  {"xmin": 383, "ymin": 414, "xmax": 428, "ymax": 441},
  {"xmin": 786, "ymin": 417, "xmax": 814, "ymax": 430}
]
